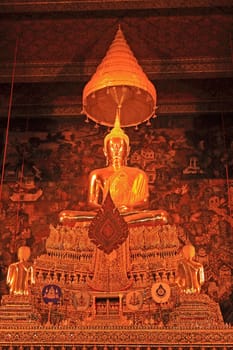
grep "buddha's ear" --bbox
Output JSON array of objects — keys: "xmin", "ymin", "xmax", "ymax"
[
  {"xmin": 103, "ymin": 147, "xmax": 107, "ymax": 157},
  {"xmin": 103, "ymin": 147, "xmax": 108, "ymax": 165}
]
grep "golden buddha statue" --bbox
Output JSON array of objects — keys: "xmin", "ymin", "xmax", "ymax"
[
  {"xmin": 176, "ymin": 244, "xmax": 204, "ymax": 294},
  {"xmin": 59, "ymin": 113, "xmax": 167, "ymax": 225},
  {"xmin": 88, "ymin": 114, "xmax": 149, "ymax": 213},
  {"xmin": 6, "ymin": 246, "xmax": 35, "ymax": 296}
]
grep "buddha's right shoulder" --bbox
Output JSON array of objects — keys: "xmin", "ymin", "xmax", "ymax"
[{"xmin": 89, "ymin": 168, "xmax": 106, "ymax": 178}]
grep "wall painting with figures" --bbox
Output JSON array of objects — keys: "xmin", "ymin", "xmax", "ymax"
[{"xmin": 0, "ymin": 113, "xmax": 232, "ymax": 323}]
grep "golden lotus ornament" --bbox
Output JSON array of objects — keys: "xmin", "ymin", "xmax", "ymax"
[{"xmin": 82, "ymin": 26, "xmax": 157, "ymax": 127}]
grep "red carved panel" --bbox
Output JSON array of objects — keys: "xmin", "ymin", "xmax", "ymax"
[{"xmin": 88, "ymin": 192, "xmax": 129, "ymax": 254}]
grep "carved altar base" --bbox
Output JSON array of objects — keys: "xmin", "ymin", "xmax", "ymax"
[
  {"xmin": 168, "ymin": 293, "xmax": 224, "ymax": 329},
  {"xmin": 0, "ymin": 294, "xmax": 40, "ymax": 324},
  {"xmin": 0, "ymin": 213, "xmax": 231, "ymax": 348}
]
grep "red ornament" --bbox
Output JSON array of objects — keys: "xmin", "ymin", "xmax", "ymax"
[{"xmin": 88, "ymin": 192, "xmax": 129, "ymax": 254}]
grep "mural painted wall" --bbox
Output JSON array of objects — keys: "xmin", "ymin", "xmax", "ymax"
[{"xmin": 0, "ymin": 113, "xmax": 232, "ymax": 322}]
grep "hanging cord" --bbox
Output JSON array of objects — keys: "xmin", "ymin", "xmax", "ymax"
[
  {"xmin": 230, "ymin": 33, "xmax": 233, "ymax": 65},
  {"xmin": 15, "ymin": 116, "xmax": 29, "ymax": 237},
  {"xmin": 221, "ymin": 112, "xmax": 232, "ymax": 219},
  {"xmin": 0, "ymin": 36, "xmax": 19, "ymax": 201}
]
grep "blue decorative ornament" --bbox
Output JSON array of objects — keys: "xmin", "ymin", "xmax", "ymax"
[{"xmin": 42, "ymin": 284, "xmax": 62, "ymax": 304}]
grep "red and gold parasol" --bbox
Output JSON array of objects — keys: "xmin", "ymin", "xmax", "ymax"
[{"xmin": 82, "ymin": 26, "xmax": 157, "ymax": 127}]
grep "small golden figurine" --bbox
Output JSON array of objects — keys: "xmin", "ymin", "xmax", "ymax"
[
  {"xmin": 88, "ymin": 112, "xmax": 149, "ymax": 213},
  {"xmin": 176, "ymin": 244, "xmax": 204, "ymax": 294},
  {"xmin": 7, "ymin": 246, "xmax": 35, "ymax": 296}
]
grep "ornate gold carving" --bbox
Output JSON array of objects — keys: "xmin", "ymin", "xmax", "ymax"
[
  {"xmin": 126, "ymin": 291, "xmax": 143, "ymax": 311},
  {"xmin": 72, "ymin": 291, "xmax": 90, "ymax": 311},
  {"xmin": 0, "ymin": 195, "xmax": 230, "ymax": 345},
  {"xmin": 168, "ymin": 293, "xmax": 225, "ymax": 329},
  {"xmin": 0, "ymin": 327, "xmax": 232, "ymax": 346},
  {"xmin": 87, "ymin": 245, "xmax": 131, "ymax": 292},
  {"xmin": 46, "ymin": 222, "xmax": 94, "ymax": 252}
]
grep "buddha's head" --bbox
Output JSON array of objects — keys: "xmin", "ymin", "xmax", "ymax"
[
  {"xmin": 182, "ymin": 244, "xmax": 195, "ymax": 260},
  {"xmin": 17, "ymin": 246, "xmax": 31, "ymax": 262},
  {"xmin": 104, "ymin": 114, "xmax": 130, "ymax": 165}
]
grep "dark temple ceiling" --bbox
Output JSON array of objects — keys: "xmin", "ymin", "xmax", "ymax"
[{"xmin": 0, "ymin": 0, "xmax": 233, "ymax": 120}]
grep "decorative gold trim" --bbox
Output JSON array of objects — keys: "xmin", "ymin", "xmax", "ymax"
[
  {"xmin": 0, "ymin": 0, "xmax": 233, "ymax": 14},
  {"xmin": 0, "ymin": 327, "xmax": 232, "ymax": 345},
  {"xmin": 0, "ymin": 57, "xmax": 232, "ymax": 83},
  {"xmin": 1, "ymin": 99, "xmax": 232, "ymax": 119}
]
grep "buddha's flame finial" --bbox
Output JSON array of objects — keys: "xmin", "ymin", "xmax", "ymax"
[{"xmin": 104, "ymin": 107, "xmax": 129, "ymax": 149}]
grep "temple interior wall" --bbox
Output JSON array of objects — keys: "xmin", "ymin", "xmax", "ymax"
[{"xmin": 0, "ymin": 113, "xmax": 232, "ymax": 324}]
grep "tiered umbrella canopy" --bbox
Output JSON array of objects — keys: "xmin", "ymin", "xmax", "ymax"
[{"xmin": 82, "ymin": 26, "xmax": 157, "ymax": 127}]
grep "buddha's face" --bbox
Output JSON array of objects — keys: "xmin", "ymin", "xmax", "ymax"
[
  {"xmin": 18, "ymin": 246, "xmax": 31, "ymax": 262},
  {"xmin": 105, "ymin": 137, "xmax": 129, "ymax": 164},
  {"xmin": 182, "ymin": 245, "xmax": 195, "ymax": 260}
]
